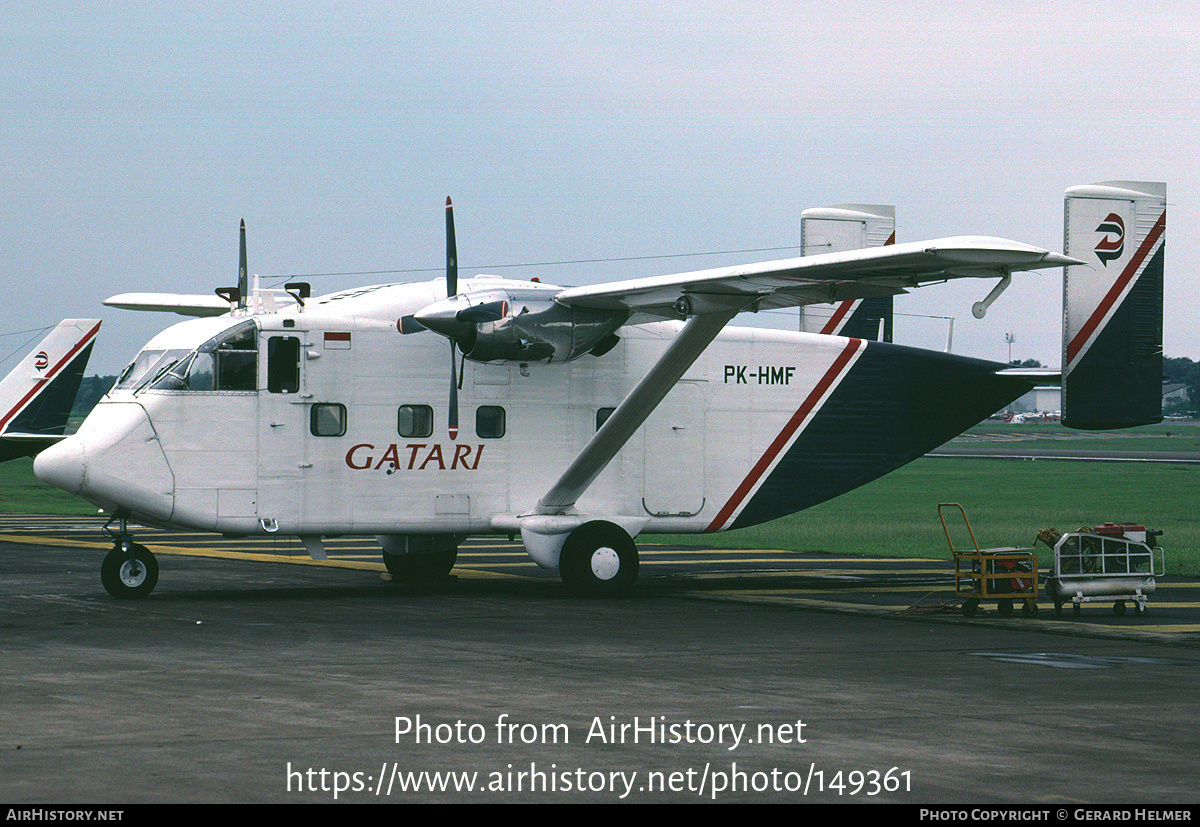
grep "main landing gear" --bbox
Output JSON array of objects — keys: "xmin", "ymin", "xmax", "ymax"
[
  {"xmin": 559, "ymin": 520, "xmax": 640, "ymax": 598},
  {"xmin": 379, "ymin": 534, "xmax": 462, "ymax": 584},
  {"xmin": 100, "ymin": 511, "xmax": 158, "ymax": 599}
]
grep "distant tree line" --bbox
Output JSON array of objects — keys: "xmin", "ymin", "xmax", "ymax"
[{"xmin": 71, "ymin": 375, "xmax": 116, "ymax": 419}]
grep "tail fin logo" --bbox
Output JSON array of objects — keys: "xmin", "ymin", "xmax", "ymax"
[
  {"xmin": 1094, "ymin": 213, "xmax": 1125, "ymax": 266},
  {"xmin": 34, "ymin": 351, "xmax": 48, "ymax": 371}
]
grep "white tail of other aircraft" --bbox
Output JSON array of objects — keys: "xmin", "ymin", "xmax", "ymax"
[
  {"xmin": 0, "ymin": 319, "xmax": 101, "ymax": 461},
  {"xmin": 798, "ymin": 204, "xmax": 895, "ymax": 341},
  {"xmin": 1062, "ymin": 181, "xmax": 1165, "ymax": 429}
]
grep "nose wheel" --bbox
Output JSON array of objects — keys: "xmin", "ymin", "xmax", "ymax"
[{"xmin": 100, "ymin": 513, "xmax": 159, "ymax": 599}]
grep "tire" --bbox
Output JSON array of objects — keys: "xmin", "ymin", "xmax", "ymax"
[
  {"xmin": 100, "ymin": 543, "xmax": 159, "ymax": 599},
  {"xmin": 961, "ymin": 598, "xmax": 980, "ymax": 618},
  {"xmin": 383, "ymin": 548, "xmax": 457, "ymax": 581},
  {"xmin": 559, "ymin": 521, "xmax": 639, "ymax": 597}
]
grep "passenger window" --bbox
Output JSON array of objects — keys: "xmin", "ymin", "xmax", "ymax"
[
  {"xmin": 268, "ymin": 336, "xmax": 301, "ymax": 393},
  {"xmin": 310, "ymin": 403, "xmax": 347, "ymax": 437},
  {"xmin": 398, "ymin": 405, "xmax": 433, "ymax": 438},
  {"xmin": 596, "ymin": 407, "xmax": 616, "ymax": 430},
  {"xmin": 476, "ymin": 405, "xmax": 506, "ymax": 439}
]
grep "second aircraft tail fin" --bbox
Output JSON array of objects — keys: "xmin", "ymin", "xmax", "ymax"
[
  {"xmin": 1061, "ymin": 181, "xmax": 1165, "ymax": 430},
  {"xmin": 0, "ymin": 319, "xmax": 101, "ymax": 461}
]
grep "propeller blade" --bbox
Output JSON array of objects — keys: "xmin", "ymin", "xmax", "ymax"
[
  {"xmin": 448, "ymin": 341, "xmax": 459, "ymax": 440},
  {"xmin": 446, "ymin": 197, "xmax": 459, "ymax": 440},
  {"xmin": 445, "ymin": 197, "xmax": 457, "ymax": 298},
  {"xmin": 238, "ymin": 219, "xmax": 248, "ymax": 309}
]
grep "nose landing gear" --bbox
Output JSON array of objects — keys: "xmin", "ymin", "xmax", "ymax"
[{"xmin": 100, "ymin": 511, "xmax": 159, "ymax": 599}]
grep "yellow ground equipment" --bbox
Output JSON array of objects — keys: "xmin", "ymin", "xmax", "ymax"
[{"xmin": 938, "ymin": 503, "xmax": 1039, "ymax": 618}]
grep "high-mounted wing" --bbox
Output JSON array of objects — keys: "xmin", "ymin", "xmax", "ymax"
[
  {"xmin": 555, "ymin": 236, "xmax": 1077, "ymax": 318},
  {"xmin": 526, "ymin": 237, "xmax": 1077, "ymax": 518},
  {"xmin": 103, "ymin": 292, "xmax": 232, "ymax": 317}
]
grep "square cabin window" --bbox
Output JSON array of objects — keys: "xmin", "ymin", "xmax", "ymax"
[
  {"xmin": 476, "ymin": 405, "xmax": 506, "ymax": 439},
  {"xmin": 398, "ymin": 404, "xmax": 433, "ymax": 438},
  {"xmin": 310, "ymin": 403, "xmax": 347, "ymax": 437}
]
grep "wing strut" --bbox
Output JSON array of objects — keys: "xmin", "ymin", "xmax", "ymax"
[{"xmin": 535, "ymin": 305, "xmax": 744, "ymax": 515}]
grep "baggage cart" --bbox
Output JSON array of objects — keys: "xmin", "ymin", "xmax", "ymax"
[
  {"xmin": 1043, "ymin": 524, "xmax": 1164, "ymax": 616},
  {"xmin": 938, "ymin": 503, "xmax": 1039, "ymax": 618}
]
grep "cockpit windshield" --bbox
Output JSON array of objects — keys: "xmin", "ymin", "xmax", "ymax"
[
  {"xmin": 150, "ymin": 320, "xmax": 258, "ymax": 392},
  {"xmin": 113, "ymin": 349, "xmax": 191, "ymax": 392}
]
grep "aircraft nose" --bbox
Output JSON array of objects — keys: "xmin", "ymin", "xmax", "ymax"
[
  {"xmin": 33, "ymin": 436, "xmax": 86, "ymax": 494},
  {"xmin": 34, "ymin": 402, "xmax": 174, "ymax": 521}
]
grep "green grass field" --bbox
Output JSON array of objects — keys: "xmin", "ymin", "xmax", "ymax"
[
  {"xmin": 4, "ymin": 422, "xmax": 1198, "ymax": 574},
  {"xmin": 665, "ymin": 457, "xmax": 1199, "ymax": 574}
]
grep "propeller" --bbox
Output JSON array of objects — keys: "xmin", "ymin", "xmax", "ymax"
[{"xmin": 446, "ymin": 197, "xmax": 459, "ymax": 440}]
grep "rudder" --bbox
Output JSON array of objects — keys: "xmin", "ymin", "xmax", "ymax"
[
  {"xmin": 1062, "ymin": 181, "xmax": 1165, "ymax": 430},
  {"xmin": 798, "ymin": 204, "xmax": 895, "ymax": 341}
]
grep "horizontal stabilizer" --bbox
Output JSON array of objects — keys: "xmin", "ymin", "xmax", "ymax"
[{"xmin": 994, "ymin": 367, "xmax": 1061, "ymax": 383}]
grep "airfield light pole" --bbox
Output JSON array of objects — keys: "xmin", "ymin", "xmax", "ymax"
[{"xmin": 1006, "ymin": 332, "xmax": 1015, "ymax": 363}]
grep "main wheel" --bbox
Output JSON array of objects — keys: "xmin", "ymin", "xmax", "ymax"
[
  {"xmin": 559, "ymin": 521, "xmax": 639, "ymax": 597},
  {"xmin": 383, "ymin": 548, "xmax": 457, "ymax": 581},
  {"xmin": 100, "ymin": 543, "xmax": 159, "ymax": 599}
]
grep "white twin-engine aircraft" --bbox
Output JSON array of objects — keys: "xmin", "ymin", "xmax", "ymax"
[{"xmin": 34, "ymin": 181, "xmax": 1166, "ymax": 599}]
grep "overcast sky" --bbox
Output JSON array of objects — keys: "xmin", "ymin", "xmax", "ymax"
[{"xmin": 2, "ymin": 1, "xmax": 1197, "ymax": 375}]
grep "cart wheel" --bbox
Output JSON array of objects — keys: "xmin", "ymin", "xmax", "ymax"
[
  {"xmin": 1054, "ymin": 601, "xmax": 1063, "ymax": 616},
  {"xmin": 997, "ymin": 599, "xmax": 1013, "ymax": 617},
  {"xmin": 1113, "ymin": 601, "xmax": 1126, "ymax": 616},
  {"xmin": 962, "ymin": 599, "xmax": 980, "ymax": 618},
  {"xmin": 1022, "ymin": 601, "xmax": 1038, "ymax": 617},
  {"xmin": 1072, "ymin": 603, "xmax": 1081, "ymax": 616},
  {"xmin": 1134, "ymin": 604, "xmax": 1147, "ymax": 617}
]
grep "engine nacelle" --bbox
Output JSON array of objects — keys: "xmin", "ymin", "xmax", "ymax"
[{"xmin": 414, "ymin": 287, "xmax": 628, "ymax": 363}]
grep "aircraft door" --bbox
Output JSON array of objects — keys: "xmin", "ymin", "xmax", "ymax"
[
  {"xmin": 257, "ymin": 332, "xmax": 307, "ymax": 531},
  {"xmin": 642, "ymin": 382, "xmax": 706, "ymax": 517}
]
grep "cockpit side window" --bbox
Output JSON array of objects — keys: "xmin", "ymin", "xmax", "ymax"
[{"xmin": 211, "ymin": 322, "xmax": 257, "ymax": 391}]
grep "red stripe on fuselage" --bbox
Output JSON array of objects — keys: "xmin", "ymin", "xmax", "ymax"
[{"xmin": 705, "ymin": 337, "xmax": 863, "ymax": 532}]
